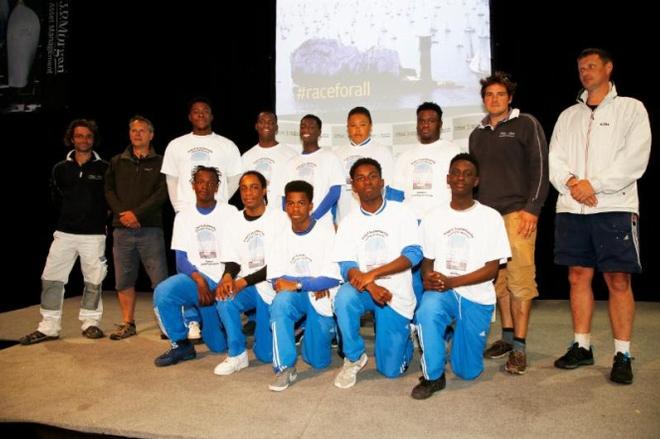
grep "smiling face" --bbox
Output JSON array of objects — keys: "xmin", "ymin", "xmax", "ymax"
[
  {"xmin": 239, "ymin": 173, "xmax": 267, "ymax": 212},
  {"xmin": 299, "ymin": 117, "xmax": 321, "ymax": 145},
  {"xmin": 483, "ymin": 83, "xmax": 512, "ymax": 120},
  {"xmin": 71, "ymin": 126, "xmax": 95, "ymax": 154},
  {"xmin": 255, "ymin": 112, "xmax": 278, "ymax": 143},
  {"xmin": 447, "ymin": 159, "xmax": 479, "ymax": 197}
]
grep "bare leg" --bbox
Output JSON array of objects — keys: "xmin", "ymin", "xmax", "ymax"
[
  {"xmin": 117, "ymin": 287, "xmax": 137, "ymax": 323},
  {"xmin": 568, "ymin": 266, "xmax": 595, "ymax": 333},
  {"xmin": 512, "ymin": 298, "xmax": 532, "ymax": 339},
  {"xmin": 603, "ymin": 272, "xmax": 634, "ymax": 341}
]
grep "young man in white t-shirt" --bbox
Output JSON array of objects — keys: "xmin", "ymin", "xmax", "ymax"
[
  {"xmin": 161, "ymin": 97, "xmax": 242, "ymax": 211},
  {"xmin": 153, "ymin": 166, "xmax": 237, "ymax": 367},
  {"xmin": 213, "ymin": 171, "xmax": 286, "ymax": 375},
  {"xmin": 412, "ymin": 153, "xmax": 511, "ymax": 399},
  {"xmin": 392, "ymin": 102, "xmax": 464, "ymax": 301},
  {"xmin": 333, "ymin": 158, "xmax": 421, "ymax": 389},
  {"xmin": 333, "ymin": 107, "xmax": 397, "ymax": 224},
  {"xmin": 241, "ymin": 111, "xmax": 297, "ymax": 211},
  {"xmin": 276, "ymin": 115, "xmax": 345, "ymax": 224},
  {"xmin": 267, "ymin": 180, "xmax": 341, "ymax": 391}
]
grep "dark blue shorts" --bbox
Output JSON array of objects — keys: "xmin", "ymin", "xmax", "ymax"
[{"xmin": 554, "ymin": 212, "xmax": 641, "ymax": 273}]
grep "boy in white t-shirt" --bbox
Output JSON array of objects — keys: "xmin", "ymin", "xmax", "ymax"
[
  {"xmin": 412, "ymin": 153, "xmax": 511, "ymax": 399},
  {"xmin": 333, "ymin": 158, "xmax": 421, "ymax": 389},
  {"xmin": 241, "ymin": 111, "xmax": 297, "ymax": 212},
  {"xmin": 153, "ymin": 166, "xmax": 237, "ymax": 367},
  {"xmin": 267, "ymin": 180, "xmax": 341, "ymax": 391},
  {"xmin": 213, "ymin": 171, "xmax": 286, "ymax": 375}
]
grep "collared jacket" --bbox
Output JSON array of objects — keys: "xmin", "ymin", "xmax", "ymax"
[
  {"xmin": 469, "ymin": 108, "xmax": 549, "ymax": 216},
  {"xmin": 105, "ymin": 146, "xmax": 168, "ymax": 228},
  {"xmin": 51, "ymin": 150, "xmax": 108, "ymax": 235},
  {"xmin": 549, "ymin": 83, "xmax": 651, "ymax": 214}
]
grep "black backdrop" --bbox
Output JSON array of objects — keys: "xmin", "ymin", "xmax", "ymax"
[{"xmin": 1, "ymin": 1, "xmax": 656, "ymax": 312}]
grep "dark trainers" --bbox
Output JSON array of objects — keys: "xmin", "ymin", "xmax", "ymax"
[
  {"xmin": 484, "ymin": 340, "xmax": 513, "ymax": 359},
  {"xmin": 19, "ymin": 331, "xmax": 59, "ymax": 345},
  {"xmin": 110, "ymin": 322, "xmax": 137, "ymax": 340},
  {"xmin": 294, "ymin": 327, "xmax": 304, "ymax": 346},
  {"xmin": 504, "ymin": 350, "xmax": 527, "ymax": 375},
  {"xmin": 82, "ymin": 326, "xmax": 104, "ymax": 339},
  {"xmin": 411, "ymin": 374, "xmax": 446, "ymax": 400},
  {"xmin": 610, "ymin": 352, "xmax": 633, "ymax": 384},
  {"xmin": 554, "ymin": 342, "xmax": 594, "ymax": 369},
  {"xmin": 154, "ymin": 340, "xmax": 196, "ymax": 367}
]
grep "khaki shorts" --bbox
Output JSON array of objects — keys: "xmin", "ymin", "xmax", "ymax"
[{"xmin": 495, "ymin": 212, "xmax": 539, "ymax": 301}]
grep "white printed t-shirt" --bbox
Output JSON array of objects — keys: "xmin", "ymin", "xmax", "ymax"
[
  {"xmin": 266, "ymin": 220, "xmax": 341, "ymax": 317},
  {"xmin": 241, "ymin": 143, "xmax": 297, "ymax": 211},
  {"xmin": 221, "ymin": 209, "xmax": 288, "ymax": 304},
  {"xmin": 420, "ymin": 201, "xmax": 511, "ymax": 305},
  {"xmin": 171, "ymin": 202, "xmax": 238, "ymax": 283},
  {"xmin": 162, "ymin": 133, "xmax": 242, "ymax": 210},
  {"xmin": 393, "ymin": 139, "xmax": 463, "ymax": 219},
  {"xmin": 333, "ymin": 200, "xmax": 420, "ymax": 319},
  {"xmin": 333, "ymin": 140, "xmax": 394, "ymax": 224}
]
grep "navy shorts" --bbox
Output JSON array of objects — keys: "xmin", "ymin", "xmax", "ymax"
[
  {"xmin": 113, "ymin": 227, "xmax": 168, "ymax": 290},
  {"xmin": 554, "ymin": 212, "xmax": 641, "ymax": 273}
]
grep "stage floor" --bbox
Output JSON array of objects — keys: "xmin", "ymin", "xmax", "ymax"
[{"xmin": 1, "ymin": 294, "xmax": 659, "ymax": 439}]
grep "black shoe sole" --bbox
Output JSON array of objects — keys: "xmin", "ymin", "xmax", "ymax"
[
  {"xmin": 554, "ymin": 358, "xmax": 595, "ymax": 369},
  {"xmin": 19, "ymin": 336, "xmax": 59, "ymax": 346}
]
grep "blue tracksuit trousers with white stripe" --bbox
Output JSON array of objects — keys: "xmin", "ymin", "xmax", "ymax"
[
  {"xmin": 270, "ymin": 291, "xmax": 335, "ymax": 373},
  {"xmin": 415, "ymin": 290, "xmax": 493, "ymax": 381}
]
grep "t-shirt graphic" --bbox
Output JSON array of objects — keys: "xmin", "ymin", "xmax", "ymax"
[
  {"xmin": 413, "ymin": 159, "xmax": 433, "ymax": 190},
  {"xmin": 343, "ymin": 155, "xmax": 362, "ymax": 184},
  {"xmin": 296, "ymin": 162, "xmax": 316, "ymax": 184},
  {"xmin": 197, "ymin": 226, "xmax": 218, "ymax": 260},
  {"xmin": 292, "ymin": 255, "xmax": 312, "ymax": 276},
  {"xmin": 247, "ymin": 231, "xmax": 265, "ymax": 269},
  {"xmin": 445, "ymin": 228, "xmax": 471, "ymax": 274},
  {"xmin": 364, "ymin": 232, "xmax": 389, "ymax": 272},
  {"xmin": 254, "ymin": 158, "xmax": 275, "ymax": 183}
]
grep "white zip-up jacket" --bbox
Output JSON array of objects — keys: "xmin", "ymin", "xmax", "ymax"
[{"xmin": 549, "ymin": 83, "xmax": 651, "ymax": 215}]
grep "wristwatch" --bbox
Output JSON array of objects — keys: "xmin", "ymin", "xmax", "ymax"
[{"xmin": 295, "ymin": 282, "xmax": 303, "ymax": 291}]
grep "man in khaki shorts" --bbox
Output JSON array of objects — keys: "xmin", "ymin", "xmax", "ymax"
[{"xmin": 469, "ymin": 72, "xmax": 549, "ymax": 374}]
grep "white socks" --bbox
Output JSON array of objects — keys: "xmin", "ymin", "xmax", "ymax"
[
  {"xmin": 574, "ymin": 333, "xmax": 590, "ymax": 349},
  {"xmin": 614, "ymin": 339, "xmax": 631, "ymax": 356}
]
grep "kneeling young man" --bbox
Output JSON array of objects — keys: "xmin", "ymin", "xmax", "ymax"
[
  {"xmin": 412, "ymin": 153, "xmax": 510, "ymax": 399},
  {"xmin": 333, "ymin": 158, "xmax": 421, "ymax": 388},
  {"xmin": 153, "ymin": 166, "xmax": 237, "ymax": 366},
  {"xmin": 267, "ymin": 180, "xmax": 341, "ymax": 391},
  {"xmin": 214, "ymin": 171, "xmax": 286, "ymax": 375}
]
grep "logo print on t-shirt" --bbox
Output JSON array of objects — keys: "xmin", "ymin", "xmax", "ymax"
[
  {"xmin": 247, "ymin": 233, "xmax": 265, "ymax": 269},
  {"xmin": 412, "ymin": 160, "xmax": 433, "ymax": 190},
  {"xmin": 197, "ymin": 228, "xmax": 217, "ymax": 259},
  {"xmin": 254, "ymin": 158, "xmax": 274, "ymax": 182},
  {"xmin": 296, "ymin": 162, "xmax": 316, "ymax": 184},
  {"xmin": 291, "ymin": 255, "xmax": 312, "ymax": 276},
  {"xmin": 446, "ymin": 230, "xmax": 469, "ymax": 273},
  {"xmin": 364, "ymin": 234, "xmax": 388, "ymax": 271}
]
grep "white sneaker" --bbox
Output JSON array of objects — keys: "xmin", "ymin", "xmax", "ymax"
[
  {"xmin": 187, "ymin": 321, "xmax": 201, "ymax": 341},
  {"xmin": 269, "ymin": 367, "xmax": 297, "ymax": 392},
  {"xmin": 214, "ymin": 351, "xmax": 249, "ymax": 376},
  {"xmin": 334, "ymin": 352, "xmax": 368, "ymax": 389}
]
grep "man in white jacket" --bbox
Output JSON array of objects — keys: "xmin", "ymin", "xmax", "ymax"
[{"xmin": 549, "ymin": 48, "xmax": 651, "ymax": 385}]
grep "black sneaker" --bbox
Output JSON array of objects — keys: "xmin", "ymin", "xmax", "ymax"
[
  {"xmin": 554, "ymin": 342, "xmax": 594, "ymax": 369},
  {"xmin": 610, "ymin": 352, "xmax": 633, "ymax": 384},
  {"xmin": 154, "ymin": 340, "xmax": 196, "ymax": 367},
  {"xmin": 19, "ymin": 331, "xmax": 59, "ymax": 345},
  {"xmin": 294, "ymin": 327, "xmax": 304, "ymax": 346},
  {"xmin": 411, "ymin": 374, "xmax": 446, "ymax": 400}
]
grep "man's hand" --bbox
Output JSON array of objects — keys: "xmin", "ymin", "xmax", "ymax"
[
  {"xmin": 366, "ymin": 283, "xmax": 392, "ymax": 305},
  {"xmin": 423, "ymin": 270, "xmax": 450, "ymax": 292},
  {"xmin": 274, "ymin": 278, "xmax": 299, "ymax": 293},
  {"xmin": 119, "ymin": 211, "xmax": 141, "ymax": 229},
  {"xmin": 517, "ymin": 210, "xmax": 538, "ymax": 239},
  {"xmin": 568, "ymin": 178, "xmax": 598, "ymax": 207},
  {"xmin": 348, "ymin": 269, "xmax": 376, "ymax": 291},
  {"xmin": 216, "ymin": 274, "xmax": 235, "ymax": 300}
]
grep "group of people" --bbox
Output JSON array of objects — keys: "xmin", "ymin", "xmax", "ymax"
[{"xmin": 21, "ymin": 48, "xmax": 650, "ymax": 396}]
